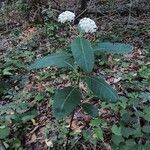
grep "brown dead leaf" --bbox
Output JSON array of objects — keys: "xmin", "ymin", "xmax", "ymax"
[
  {"xmin": 71, "ymin": 120, "xmax": 85, "ymax": 130},
  {"xmin": 30, "ymin": 134, "xmax": 37, "ymax": 144},
  {"xmin": 113, "ymin": 77, "xmax": 122, "ymax": 83},
  {"xmin": 81, "ymin": 143, "xmax": 88, "ymax": 150},
  {"xmin": 24, "ymin": 83, "xmax": 33, "ymax": 92}
]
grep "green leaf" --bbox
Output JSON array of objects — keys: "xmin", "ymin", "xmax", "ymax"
[
  {"xmin": 90, "ymin": 118, "xmax": 101, "ymax": 127},
  {"xmin": 82, "ymin": 103, "xmax": 99, "ymax": 117},
  {"xmin": 21, "ymin": 109, "xmax": 38, "ymax": 123},
  {"xmin": 112, "ymin": 124, "xmax": 122, "ymax": 136},
  {"xmin": 140, "ymin": 92, "xmax": 150, "ymax": 102},
  {"xmin": 53, "ymin": 87, "xmax": 81, "ymax": 119},
  {"xmin": 144, "ymin": 143, "xmax": 150, "ymax": 150},
  {"xmin": 94, "ymin": 127, "xmax": 104, "ymax": 141},
  {"xmin": 35, "ymin": 93, "xmax": 45, "ymax": 102},
  {"xmin": 83, "ymin": 130, "xmax": 92, "ymax": 141},
  {"xmin": 125, "ymin": 139, "xmax": 136, "ymax": 146},
  {"xmin": 83, "ymin": 76, "xmax": 119, "ymax": 102},
  {"xmin": 133, "ymin": 128, "xmax": 143, "ymax": 138},
  {"xmin": 121, "ymin": 127, "xmax": 135, "ymax": 138},
  {"xmin": 3, "ymin": 67, "xmax": 14, "ymax": 75},
  {"xmin": 71, "ymin": 37, "xmax": 94, "ymax": 73},
  {"xmin": 12, "ymin": 139, "xmax": 21, "ymax": 148},
  {"xmin": 30, "ymin": 52, "xmax": 74, "ymax": 69},
  {"xmin": 142, "ymin": 125, "xmax": 150, "ymax": 133},
  {"xmin": 112, "ymin": 135, "xmax": 124, "ymax": 145},
  {"xmin": 93, "ymin": 42, "xmax": 133, "ymax": 54},
  {"xmin": 0, "ymin": 126, "xmax": 10, "ymax": 139},
  {"xmin": 0, "ymin": 101, "xmax": 30, "ymax": 116}
]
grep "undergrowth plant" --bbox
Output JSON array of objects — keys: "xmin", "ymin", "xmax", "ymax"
[{"xmin": 29, "ymin": 11, "xmax": 133, "ymax": 146}]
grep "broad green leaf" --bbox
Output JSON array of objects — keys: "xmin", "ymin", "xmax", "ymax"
[
  {"xmin": 94, "ymin": 127, "xmax": 104, "ymax": 141},
  {"xmin": 112, "ymin": 124, "xmax": 122, "ymax": 136},
  {"xmin": 29, "ymin": 52, "xmax": 74, "ymax": 69},
  {"xmin": 53, "ymin": 87, "xmax": 81, "ymax": 119},
  {"xmin": 0, "ymin": 126, "xmax": 10, "ymax": 139},
  {"xmin": 82, "ymin": 103, "xmax": 99, "ymax": 117},
  {"xmin": 93, "ymin": 42, "xmax": 133, "ymax": 54},
  {"xmin": 83, "ymin": 76, "xmax": 119, "ymax": 102},
  {"xmin": 71, "ymin": 37, "xmax": 94, "ymax": 73}
]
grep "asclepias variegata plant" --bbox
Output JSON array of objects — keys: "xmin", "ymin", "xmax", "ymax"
[{"xmin": 29, "ymin": 11, "xmax": 133, "ymax": 120}]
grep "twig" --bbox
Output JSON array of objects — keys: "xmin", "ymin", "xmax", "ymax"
[{"xmin": 75, "ymin": 8, "xmax": 88, "ymax": 20}]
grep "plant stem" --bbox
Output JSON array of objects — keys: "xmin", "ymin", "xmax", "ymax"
[
  {"xmin": 125, "ymin": 0, "xmax": 133, "ymax": 30},
  {"xmin": 65, "ymin": 109, "xmax": 75, "ymax": 150},
  {"xmin": 68, "ymin": 23, "xmax": 79, "ymax": 36},
  {"xmin": 65, "ymin": 63, "xmax": 81, "ymax": 149}
]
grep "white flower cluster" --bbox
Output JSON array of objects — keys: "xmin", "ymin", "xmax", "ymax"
[
  {"xmin": 58, "ymin": 11, "xmax": 97, "ymax": 33},
  {"xmin": 78, "ymin": 18, "xmax": 97, "ymax": 33},
  {"xmin": 58, "ymin": 11, "xmax": 75, "ymax": 23}
]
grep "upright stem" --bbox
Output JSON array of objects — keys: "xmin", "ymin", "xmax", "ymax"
[
  {"xmin": 65, "ymin": 109, "xmax": 75, "ymax": 150},
  {"xmin": 65, "ymin": 71, "xmax": 81, "ymax": 149}
]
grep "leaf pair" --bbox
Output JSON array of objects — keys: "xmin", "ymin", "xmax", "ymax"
[
  {"xmin": 53, "ymin": 76, "xmax": 118, "ymax": 119},
  {"xmin": 30, "ymin": 37, "xmax": 133, "ymax": 73},
  {"xmin": 52, "ymin": 87, "xmax": 99, "ymax": 119}
]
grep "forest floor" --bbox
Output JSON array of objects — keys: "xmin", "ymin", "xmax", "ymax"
[{"xmin": 0, "ymin": 0, "xmax": 150, "ymax": 150}]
